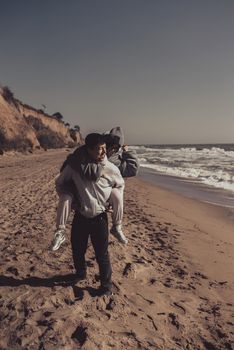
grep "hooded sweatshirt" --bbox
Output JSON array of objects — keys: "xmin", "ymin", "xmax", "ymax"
[
  {"xmin": 56, "ymin": 155, "xmax": 124, "ymax": 218},
  {"xmin": 107, "ymin": 127, "xmax": 139, "ymax": 177},
  {"xmin": 60, "ymin": 145, "xmax": 102, "ymax": 181}
]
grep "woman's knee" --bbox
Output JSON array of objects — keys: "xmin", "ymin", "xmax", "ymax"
[{"xmin": 109, "ymin": 188, "xmax": 123, "ymax": 204}]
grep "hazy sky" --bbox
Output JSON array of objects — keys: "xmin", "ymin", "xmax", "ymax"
[{"xmin": 0, "ymin": 0, "xmax": 234, "ymax": 144}]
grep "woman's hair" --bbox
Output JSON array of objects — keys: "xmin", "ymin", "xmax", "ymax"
[{"xmin": 103, "ymin": 134, "xmax": 120, "ymax": 149}]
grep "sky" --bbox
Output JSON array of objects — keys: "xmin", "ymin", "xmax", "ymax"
[{"xmin": 0, "ymin": 0, "xmax": 234, "ymax": 144}]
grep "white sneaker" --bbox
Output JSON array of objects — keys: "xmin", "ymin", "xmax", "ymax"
[
  {"xmin": 50, "ymin": 230, "xmax": 66, "ymax": 251},
  {"xmin": 110, "ymin": 226, "xmax": 128, "ymax": 245}
]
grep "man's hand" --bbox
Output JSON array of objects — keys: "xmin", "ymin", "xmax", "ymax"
[{"xmin": 105, "ymin": 204, "xmax": 113, "ymax": 213}]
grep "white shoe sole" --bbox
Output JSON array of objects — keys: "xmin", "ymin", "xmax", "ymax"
[
  {"xmin": 51, "ymin": 236, "xmax": 66, "ymax": 251},
  {"xmin": 110, "ymin": 229, "xmax": 128, "ymax": 245}
]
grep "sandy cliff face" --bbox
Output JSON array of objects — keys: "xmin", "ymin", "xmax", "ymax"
[
  {"xmin": 0, "ymin": 92, "xmax": 39, "ymax": 149},
  {"xmin": 20, "ymin": 105, "xmax": 75, "ymax": 142},
  {"xmin": 0, "ymin": 88, "xmax": 83, "ymax": 151}
]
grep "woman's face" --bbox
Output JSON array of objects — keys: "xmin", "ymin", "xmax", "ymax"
[{"xmin": 107, "ymin": 144, "xmax": 120, "ymax": 158}]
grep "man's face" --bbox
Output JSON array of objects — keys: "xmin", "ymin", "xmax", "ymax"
[{"xmin": 88, "ymin": 143, "xmax": 106, "ymax": 162}]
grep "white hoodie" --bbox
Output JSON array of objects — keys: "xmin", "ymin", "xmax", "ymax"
[{"xmin": 55, "ymin": 156, "xmax": 124, "ymax": 218}]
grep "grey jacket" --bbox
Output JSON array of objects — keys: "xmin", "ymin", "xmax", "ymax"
[
  {"xmin": 56, "ymin": 156, "xmax": 124, "ymax": 218},
  {"xmin": 108, "ymin": 150, "xmax": 139, "ymax": 178},
  {"xmin": 60, "ymin": 145, "xmax": 102, "ymax": 181}
]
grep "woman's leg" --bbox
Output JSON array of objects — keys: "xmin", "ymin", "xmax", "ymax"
[
  {"xmin": 109, "ymin": 188, "xmax": 128, "ymax": 244},
  {"xmin": 51, "ymin": 193, "xmax": 73, "ymax": 251},
  {"xmin": 109, "ymin": 187, "xmax": 123, "ymax": 227},
  {"xmin": 56, "ymin": 193, "xmax": 73, "ymax": 230}
]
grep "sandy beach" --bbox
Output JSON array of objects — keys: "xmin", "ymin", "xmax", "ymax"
[{"xmin": 0, "ymin": 149, "xmax": 233, "ymax": 350}]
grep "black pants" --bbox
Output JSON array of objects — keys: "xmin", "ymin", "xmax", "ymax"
[{"xmin": 71, "ymin": 212, "xmax": 112, "ymax": 289}]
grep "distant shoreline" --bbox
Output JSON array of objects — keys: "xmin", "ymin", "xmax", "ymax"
[{"xmin": 135, "ymin": 143, "xmax": 234, "ymax": 150}]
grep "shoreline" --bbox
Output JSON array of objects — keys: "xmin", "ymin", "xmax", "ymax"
[
  {"xmin": 139, "ymin": 166, "xmax": 234, "ymax": 214},
  {"xmin": 127, "ymin": 177, "xmax": 234, "ymax": 281}
]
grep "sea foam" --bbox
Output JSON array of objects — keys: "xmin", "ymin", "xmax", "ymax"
[{"xmin": 131, "ymin": 144, "xmax": 234, "ymax": 193}]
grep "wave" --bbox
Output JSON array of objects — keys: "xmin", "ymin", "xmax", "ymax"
[
  {"xmin": 132, "ymin": 144, "xmax": 234, "ymax": 193},
  {"xmin": 131, "ymin": 145, "xmax": 234, "ymax": 157},
  {"xmin": 140, "ymin": 163, "xmax": 234, "ymax": 192}
]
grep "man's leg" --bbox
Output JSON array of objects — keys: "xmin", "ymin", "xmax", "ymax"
[
  {"xmin": 90, "ymin": 213, "xmax": 112, "ymax": 291},
  {"xmin": 109, "ymin": 188, "xmax": 128, "ymax": 245},
  {"xmin": 71, "ymin": 212, "xmax": 89, "ymax": 278}
]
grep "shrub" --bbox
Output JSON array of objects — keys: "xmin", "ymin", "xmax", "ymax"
[
  {"xmin": 69, "ymin": 129, "xmax": 77, "ymax": 142},
  {"xmin": 25, "ymin": 115, "xmax": 67, "ymax": 149},
  {"xmin": 37, "ymin": 128, "xmax": 66, "ymax": 149},
  {"xmin": 0, "ymin": 127, "xmax": 33, "ymax": 152},
  {"xmin": 2, "ymin": 86, "xmax": 14, "ymax": 103},
  {"xmin": 9, "ymin": 138, "xmax": 33, "ymax": 151},
  {"xmin": 67, "ymin": 141, "xmax": 76, "ymax": 148},
  {"xmin": 52, "ymin": 112, "xmax": 64, "ymax": 121},
  {"xmin": 26, "ymin": 115, "xmax": 44, "ymax": 131},
  {"xmin": 0, "ymin": 129, "xmax": 7, "ymax": 148},
  {"xmin": 74, "ymin": 125, "xmax": 80, "ymax": 132}
]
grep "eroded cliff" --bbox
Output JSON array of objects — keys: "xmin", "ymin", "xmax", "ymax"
[{"xmin": 0, "ymin": 87, "xmax": 83, "ymax": 152}]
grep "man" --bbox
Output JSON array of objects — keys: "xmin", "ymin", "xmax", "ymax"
[
  {"xmin": 55, "ymin": 133, "xmax": 124, "ymax": 295},
  {"xmin": 51, "ymin": 127, "xmax": 139, "ymax": 251}
]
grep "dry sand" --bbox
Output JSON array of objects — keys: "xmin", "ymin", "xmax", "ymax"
[{"xmin": 0, "ymin": 149, "xmax": 233, "ymax": 350}]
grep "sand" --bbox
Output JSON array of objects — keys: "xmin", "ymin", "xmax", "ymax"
[{"xmin": 0, "ymin": 149, "xmax": 233, "ymax": 350}]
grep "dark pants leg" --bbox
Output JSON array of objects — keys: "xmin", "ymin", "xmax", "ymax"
[
  {"xmin": 71, "ymin": 212, "xmax": 112, "ymax": 289},
  {"xmin": 90, "ymin": 212, "xmax": 112, "ymax": 289},
  {"xmin": 71, "ymin": 213, "xmax": 89, "ymax": 275}
]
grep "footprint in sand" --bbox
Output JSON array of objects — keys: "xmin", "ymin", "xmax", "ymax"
[
  {"xmin": 71, "ymin": 324, "xmax": 89, "ymax": 347},
  {"xmin": 172, "ymin": 302, "xmax": 186, "ymax": 315},
  {"xmin": 168, "ymin": 312, "xmax": 181, "ymax": 330},
  {"xmin": 6, "ymin": 266, "xmax": 19, "ymax": 276}
]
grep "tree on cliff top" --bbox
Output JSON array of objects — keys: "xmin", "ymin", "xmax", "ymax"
[
  {"xmin": 1, "ymin": 86, "xmax": 14, "ymax": 103},
  {"xmin": 1, "ymin": 85, "xmax": 19, "ymax": 110},
  {"xmin": 52, "ymin": 112, "xmax": 64, "ymax": 121},
  {"xmin": 74, "ymin": 125, "xmax": 80, "ymax": 132}
]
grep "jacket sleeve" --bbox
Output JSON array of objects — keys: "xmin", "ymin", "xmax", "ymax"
[
  {"xmin": 118, "ymin": 150, "xmax": 140, "ymax": 177},
  {"xmin": 79, "ymin": 162, "xmax": 103, "ymax": 181},
  {"xmin": 66, "ymin": 146, "xmax": 102, "ymax": 182}
]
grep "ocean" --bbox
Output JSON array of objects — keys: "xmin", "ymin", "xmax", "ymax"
[{"xmin": 131, "ymin": 144, "xmax": 234, "ymax": 210}]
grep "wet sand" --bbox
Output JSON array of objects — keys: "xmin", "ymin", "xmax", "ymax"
[
  {"xmin": 139, "ymin": 167, "xmax": 234, "ymax": 210},
  {"xmin": 0, "ymin": 149, "xmax": 233, "ymax": 349}
]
